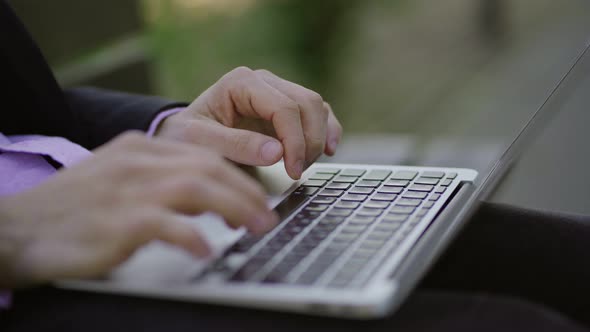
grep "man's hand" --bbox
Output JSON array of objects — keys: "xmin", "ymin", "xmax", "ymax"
[
  {"xmin": 0, "ymin": 132, "xmax": 277, "ymax": 288},
  {"xmin": 156, "ymin": 67, "xmax": 343, "ymax": 180}
]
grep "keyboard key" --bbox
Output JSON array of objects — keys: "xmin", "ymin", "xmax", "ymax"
[
  {"xmin": 440, "ymin": 178, "xmax": 453, "ymax": 186},
  {"xmin": 384, "ymin": 179, "xmax": 410, "ymax": 187},
  {"xmin": 396, "ymin": 198, "xmax": 422, "ymax": 206},
  {"xmin": 402, "ymin": 191, "xmax": 428, "ymax": 199},
  {"xmin": 374, "ymin": 223, "xmax": 401, "ymax": 234},
  {"xmin": 318, "ymin": 189, "xmax": 344, "ymax": 197},
  {"xmin": 447, "ymin": 172, "xmax": 458, "ymax": 179},
  {"xmin": 293, "ymin": 186, "xmax": 318, "ymax": 196},
  {"xmin": 327, "ymin": 208, "xmax": 353, "ymax": 217},
  {"xmin": 429, "ymin": 193, "xmax": 442, "ymax": 201},
  {"xmin": 303, "ymin": 179, "xmax": 327, "ymax": 187},
  {"xmin": 434, "ymin": 187, "xmax": 447, "ymax": 194},
  {"xmin": 326, "ymin": 182, "xmax": 351, "ymax": 190},
  {"xmin": 367, "ymin": 232, "xmax": 391, "ymax": 241},
  {"xmin": 304, "ymin": 204, "xmax": 329, "ymax": 212},
  {"xmin": 414, "ymin": 177, "xmax": 439, "ymax": 185},
  {"xmin": 263, "ymin": 266, "xmax": 295, "ymax": 283},
  {"xmin": 335, "ymin": 201, "xmax": 360, "ymax": 209},
  {"xmin": 364, "ymin": 200, "xmax": 390, "ymax": 209},
  {"xmin": 421, "ymin": 171, "xmax": 445, "ymax": 178},
  {"xmin": 230, "ymin": 263, "xmax": 263, "ymax": 282},
  {"xmin": 392, "ymin": 171, "xmax": 418, "ymax": 180},
  {"xmin": 275, "ymin": 192, "xmax": 310, "ymax": 221},
  {"xmin": 342, "ymin": 194, "xmax": 368, "ymax": 201},
  {"xmin": 389, "ymin": 206, "xmax": 415, "ymax": 214},
  {"xmin": 416, "ymin": 208, "xmax": 429, "ymax": 217},
  {"xmin": 356, "ymin": 180, "xmax": 381, "ymax": 187},
  {"xmin": 356, "ymin": 208, "xmax": 383, "ymax": 217},
  {"xmin": 350, "ymin": 248, "xmax": 375, "ymax": 260},
  {"xmin": 333, "ymin": 176, "xmax": 358, "ymax": 183},
  {"xmin": 312, "ymin": 197, "xmax": 337, "ymax": 205},
  {"xmin": 372, "ymin": 193, "xmax": 397, "ymax": 201},
  {"xmin": 333, "ymin": 233, "xmax": 359, "ymax": 243},
  {"xmin": 360, "ymin": 239, "xmax": 386, "ymax": 250},
  {"xmin": 319, "ymin": 216, "xmax": 346, "ymax": 224},
  {"xmin": 340, "ymin": 169, "xmax": 366, "ymax": 177},
  {"xmin": 363, "ymin": 170, "xmax": 392, "ymax": 181},
  {"xmin": 309, "ymin": 172, "xmax": 334, "ymax": 180},
  {"xmin": 423, "ymin": 201, "xmax": 435, "ymax": 208},
  {"xmin": 295, "ymin": 268, "xmax": 323, "ymax": 285},
  {"xmin": 299, "ymin": 210, "xmax": 322, "ymax": 218},
  {"xmin": 315, "ymin": 168, "xmax": 340, "ymax": 174},
  {"xmin": 408, "ymin": 184, "xmax": 434, "ymax": 192},
  {"xmin": 349, "ymin": 216, "xmax": 377, "ymax": 225},
  {"xmin": 341, "ymin": 224, "xmax": 368, "ymax": 234},
  {"xmin": 382, "ymin": 214, "xmax": 408, "ymax": 223},
  {"xmin": 229, "ymin": 234, "xmax": 263, "ymax": 253},
  {"xmin": 378, "ymin": 186, "xmax": 403, "ymax": 194},
  {"xmin": 349, "ymin": 186, "xmax": 374, "ymax": 195}
]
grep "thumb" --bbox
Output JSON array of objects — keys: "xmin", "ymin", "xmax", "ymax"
[{"xmin": 190, "ymin": 121, "xmax": 284, "ymax": 166}]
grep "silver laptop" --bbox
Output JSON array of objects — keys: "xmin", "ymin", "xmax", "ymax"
[{"xmin": 58, "ymin": 42, "xmax": 590, "ymax": 319}]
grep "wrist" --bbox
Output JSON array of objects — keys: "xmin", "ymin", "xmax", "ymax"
[
  {"xmin": 0, "ymin": 196, "xmax": 36, "ymax": 288},
  {"xmin": 146, "ymin": 107, "xmax": 186, "ymax": 138}
]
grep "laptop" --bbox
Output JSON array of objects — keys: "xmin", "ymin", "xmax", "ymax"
[{"xmin": 58, "ymin": 42, "xmax": 590, "ymax": 319}]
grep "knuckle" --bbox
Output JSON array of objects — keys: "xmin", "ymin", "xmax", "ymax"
[
  {"xmin": 114, "ymin": 157, "xmax": 147, "ymax": 178},
  {"xmin": 199, "ymin": 157, "xmax": 225, "ymax": 178},
  {"xmin": 161, "ymin": 177, "xmax": 204, "ymax": 200},
  {"xmin": 284, "ymin": 99, "xmax": 301, "ymax": 114},
  {"xmin": 227, "ymin": 134, "xmax": 252, "ymax": 155},
  {"xmin": 307, "ymin": 90, "xmax": 324, "ymax": 107},
  {"xmin": 117, "ymin": 131, "xmax": 146, "ymax": 146},
  {"xmin": 231, "ymin": 66, "xmax": 254, "ymax": 78},
  {"xmin": 255, "ymin": 68, "xmax": 272, "ymax": 76},
  {"xmin": 307, "ymin": 137, "xmax": 325, "ymax": 156}
]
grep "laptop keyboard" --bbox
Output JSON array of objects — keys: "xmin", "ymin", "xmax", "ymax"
[{"xmin": 215, "ymin": 167, "xmax": 458, "ymax": 288}]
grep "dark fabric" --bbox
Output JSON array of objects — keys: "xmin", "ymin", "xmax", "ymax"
[
  {"xmin": 0, "ymin": 0, "xmax": 184, "ymax": 149},
  {"xmin": 422, "ymin": 202, "xmax": 590, "ymax": 325},
  {"xmin": 2, "ymin": 202, "xmax": 589, "ymax": 331},
  {"xmin": 1, "ymin": 288, "xmax": 586, "ymax": 332}
]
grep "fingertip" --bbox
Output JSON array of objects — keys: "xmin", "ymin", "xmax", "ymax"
[
  {"xmin": 249, "ymin": 212, "xmax": 279, "ymax": 235},
  {"xmin": 260, "ymin": 140, "xmax": 283, "ymax": 165},
  {"xmin": 193, "ymin": 239, "xmax": 213, "ymax": 258},
  {"xmin": 325, "ymin": 137, "xmax": 339, "ymax": 156},
  {"xmin": 286, "ymin": 159, "xmax": 304, "ymax": 180}
]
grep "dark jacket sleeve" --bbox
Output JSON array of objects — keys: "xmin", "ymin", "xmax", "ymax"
[
  {"xmin": 0, "ymin": 1, "xmax": 188, "ymax": 150},
  {"xmin": 63, "ymin": 87, "xmax": 187, "ymax": 149}
]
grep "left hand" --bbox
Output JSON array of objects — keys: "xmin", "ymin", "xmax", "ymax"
[{"xmin": 156, "ymin": 67, "xmax": 343, "ymax": 180}]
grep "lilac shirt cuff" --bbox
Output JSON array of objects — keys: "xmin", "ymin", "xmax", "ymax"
[
  {"xmin": 146, "ymin": 107, "xmax": 185, "ymax": 138},
  {"xmin": 0, "ymin": 107, "xmax": 184, "ymax": 311}
]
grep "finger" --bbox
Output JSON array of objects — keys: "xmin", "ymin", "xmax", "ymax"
[
  {"xmin": 126, "ymin": 208, "xmax": 212, "ymax": 258},
  {"xmin": 152, "ymin": 176, "xmax": 277, "ymax": 234},
  {"xmin": 324, "ymin": 102, "xmax": 343, "ymax": 156},
  {"xmin": 222, "ymin": 67, "xmax": 306, "ymax": 179},
  {"xmin": 256, "ymin": 69, "xmax": 328, "ymax": 167},
  {"xmin": 181, "ymin": 118, "xmax": 284, "ymax": 166}
]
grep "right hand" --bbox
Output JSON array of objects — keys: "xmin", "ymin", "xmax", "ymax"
[{"xmin": 0, "ymin": 132, "xmax": 278, "ymax": 288}]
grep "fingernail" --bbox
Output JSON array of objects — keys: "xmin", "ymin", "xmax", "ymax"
[{"xmin": 261, "ymin": 141, "xmax": 282, "ymax": 163}]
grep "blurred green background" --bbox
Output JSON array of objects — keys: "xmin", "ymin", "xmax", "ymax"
[
  {"xmin": 10, "ymin": 0, "xmax": 589, "ymax": 135},
  {"xmin": 8, "ymin": 0, "xmax": 590, "ymax": 213}
]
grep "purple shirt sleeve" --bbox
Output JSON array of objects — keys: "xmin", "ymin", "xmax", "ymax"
[{"xmin": 0, "ymin": 106, "xmax": 184, "ymax": 310}]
